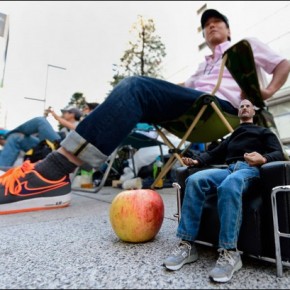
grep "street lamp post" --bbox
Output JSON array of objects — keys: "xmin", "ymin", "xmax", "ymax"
[
  {"xmin": 25, "ymin": 64, "xmax": 66, "ymax": 111},
  {"xmin": 43, "ymin": 64, "xmax": 66, "ymax": 110}
]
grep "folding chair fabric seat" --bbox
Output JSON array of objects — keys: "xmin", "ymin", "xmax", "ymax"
[{"xmin": 157, "ymin": 94, "xmax": 240, "ymax": 143}]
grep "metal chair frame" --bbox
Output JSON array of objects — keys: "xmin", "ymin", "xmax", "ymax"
[{"xmin": 271, "ymin": 185, "xmax": 290, "ymax": 277}]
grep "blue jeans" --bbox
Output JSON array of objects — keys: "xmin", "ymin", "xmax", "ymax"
[
  {"xmin": 0, "ymin": 117, "xmax": 61, "ymax": 167},
  {"xmin": 176, "ymin": 161, "xmax": 260, "ymax": 249},
  {"xmin": 61, "ymin": 76, "xmax": 238, "ymax": 167}
]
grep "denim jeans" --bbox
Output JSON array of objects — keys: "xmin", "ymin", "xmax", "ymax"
[
  {"xmin": 176, "ymin": 161, "xmax": 260, "ymax": 249},
  {"xmin": 0, "ymin": 117, "xmax": 61, "ymax": 167},
  {"xmin": 61, "ymin": 76, "xmax": 238, "ymax": 167}
]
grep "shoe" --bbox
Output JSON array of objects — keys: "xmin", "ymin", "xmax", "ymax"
[
  {"xmin": 208, "ymin": 248, "xmax": 242, "ymax": 283},
  {"xmin": 163, "ymin": 240, "xmax": 198, "ymax": 271},
  {"xmin": 0, "ymin": 160, "xmax": 71, "ymax": 215}
]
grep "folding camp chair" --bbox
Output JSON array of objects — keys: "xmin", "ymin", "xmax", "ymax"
[
  {"xmin": 151, "ymin": 39, "xmax": 281, "ymax": 189},
  {"xmin": 71, "ymin": 129, "xmax": 165, "ymax": 193}
]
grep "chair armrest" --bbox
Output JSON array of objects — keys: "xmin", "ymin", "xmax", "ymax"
[
  {"xmin": 260, "ymin": 161, "xmax": 290, "ymax": 202},
  {"xmin": 174, "ymin": 161, "xmax": 290, "ymax": 203},
  {"xmin": 260, "ymin": 161, "xmax": 290, "ymax": 189}
]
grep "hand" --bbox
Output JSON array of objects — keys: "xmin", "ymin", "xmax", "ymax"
[
  {"xmin": 244, "ymin": 152, "xmax": 266, "ymax": 166},
  {"xmin": 44, "ymin": 106, "xmax": 53, "ymax": 116},
  {"xmin": 181, "ymin": 157, "xmax": 199, "ymax": 166},
  {"xmin": 45, "ymin": 107, "xmax": 60, "ymax": 121}
]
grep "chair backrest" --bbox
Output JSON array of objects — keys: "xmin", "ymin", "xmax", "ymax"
[
  {"xmin": 224, "ymin": 39, "xmax": 280, "ymax": 134},
  {"xmin": 224, "ymin": 39, "xmax": 265, "ymax": 109},
  {"xmin": 226, "ymin": 40, "xmax": 289, "ymax": 160}
]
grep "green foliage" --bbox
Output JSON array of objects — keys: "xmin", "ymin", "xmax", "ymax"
[
  {"xmin": 66, "ymin": 92, "xmax": 86, "ymax": 110},
  {"xmin": 110, "ymin": 15, "xmax": 166, "ymax": 89}
]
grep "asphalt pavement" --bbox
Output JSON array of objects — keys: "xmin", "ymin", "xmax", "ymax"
[{"xmin": 1, "ymin": 185, "xmax": 290, "ymax": 289}]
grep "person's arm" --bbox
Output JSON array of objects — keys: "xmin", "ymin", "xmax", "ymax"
[
  {"xmin": 244, "ymin": 128, "xmax": 285, "ymax": 166},
  {"xmin": 261, "ymin": 131, "xmax": 286, "ymax": 162},
  {"xmin": 182, "ymin": 138, "xmax": 229, "ymax": 167},
  {"xmin": 247, "ymin": 37, "xmax": 290, "ymax": 100},
  {"xmin": 261, "ymin": 59, "xmax": 290, "ymax": 100},
  {"xmin": 48, "ymin": 109, "xmax": 77, "ymax": 130}
]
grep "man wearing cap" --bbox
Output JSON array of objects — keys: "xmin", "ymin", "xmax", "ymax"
[
  {"xmin": 46, "ymin": 106, "xmax": 82, "ymax": 138},
  {"xmin": 0, "ymin": 106, "xmax": 82, "ymax": 167},
  {"xmin": 0, "ymin": 8, "xmax": 289, "ymax": 282}
]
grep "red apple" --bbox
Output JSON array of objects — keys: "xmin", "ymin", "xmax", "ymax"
[{"xmin": 109, "ymin": 189, "xmax": 164, "ymax": 243}]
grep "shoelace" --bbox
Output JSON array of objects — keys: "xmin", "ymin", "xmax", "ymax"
[
  {"xmin": 0, "ymin": 161, "xmax": 34, "ymax": 196},
  {"xmin": 216, "ymin": 249, "xmax": 236, "ymax": 266},
  {"xmin": 172, "ymin": 241, "xmax": 191, "ymax": 256}
]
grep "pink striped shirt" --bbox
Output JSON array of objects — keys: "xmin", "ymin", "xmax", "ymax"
[{"xmin": 184, "ymin": 38, "xmax": 285, "ymax": 109}]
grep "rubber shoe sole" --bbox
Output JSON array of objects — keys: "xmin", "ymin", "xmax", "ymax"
[
  {"xmin": 0, "ymin": 161, "xmax": 72, "ymax": 215},
  {"xmin": 164, "ymin": 253, "xmax": 198, "ymax": 271},
  {"xmin": 0, "ymin": 193, "xmax": 72, "ymax": 215},
  {"xmin": 209, "ymin": 259, "xmax": 242, "ymax": 283}
]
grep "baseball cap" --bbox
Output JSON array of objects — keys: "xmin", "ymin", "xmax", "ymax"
[
  {"xmin": 201, "ymin": 9, "xmax": 230, "ymax": 29},
  {"xmin": 61, "ymin": 107, "xmax": 82, "ymax": 120}
]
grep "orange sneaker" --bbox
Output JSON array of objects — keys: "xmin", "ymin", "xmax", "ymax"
[{"xmin": 0, "ymin": 161, "xmax": 71, "ymax": 214}]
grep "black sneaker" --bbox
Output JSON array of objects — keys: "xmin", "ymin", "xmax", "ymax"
[{"xmin": 0, "ymin": 160, "xmax": 71, "ymax": 215}]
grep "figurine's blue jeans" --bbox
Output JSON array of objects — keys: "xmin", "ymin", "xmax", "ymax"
[
  {"xmin": 176, "ymin": 161, "xmax": 260, "ymax": 249},
  {"xmin": 61, "ymin": 76, "xmax": 237, "ymax": 167}
]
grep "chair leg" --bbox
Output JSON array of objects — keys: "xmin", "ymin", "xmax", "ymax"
[
  {"xmin": 210, "ymin": 101, "xmax": 234, "ymax": 133},
  {"xmin": 271, "ymin": 185, "xmax": 290, "ymax": 277},
  {"xmin": 172, "ymin": 182, "xmax": 182, "ymax": 222},
  {"xmin": 94, "ymin": 148, "xmax": 119, "ymax": 192},
  {"xmin": 150, "ymin": 143, "xmax": 191, "ymax": 189},
  {"xmin": 151, "ymin": 154, "xmax": 176, "ymax": 189},
  {"xmin": 151, "ymin": 101, "xmax": 235, "ymax": 189},
  {"xmin": 71, "ymin": 148, "xmax": 119, "ymax": 193}
]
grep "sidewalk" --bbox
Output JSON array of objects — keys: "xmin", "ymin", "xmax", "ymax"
[{"xmin": 1, "ymin": 185, "xmax": 290, "ymax": 289}]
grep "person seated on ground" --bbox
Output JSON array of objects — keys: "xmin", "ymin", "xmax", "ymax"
[
  {"xmin": 163, "ymin": 99, "xmax": 285, "ymax": 283},
  {"xmin": 0, "ymin": 106, "xmax": 82, "ymax": 168},
  {"xmin": 0, "ymin": 10, "xmax": 289, "ymax": 222},
  {"xmin": 0, "ymin": 128, "xmax": 10, "ymax": 149}
]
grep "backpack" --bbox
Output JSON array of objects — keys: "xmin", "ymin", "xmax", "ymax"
[{"xmin": 23, "ymin": 139, "xmax": 59, "ymax": 163}]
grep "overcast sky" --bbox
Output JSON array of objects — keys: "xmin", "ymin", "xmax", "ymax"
[
  {"xmin": 1, "ymin": 1, "xmax": 201, "ymax": 129},
  {"xmin": 0, "ymin": 1, "xmax": 289, "ymax": 130}
]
